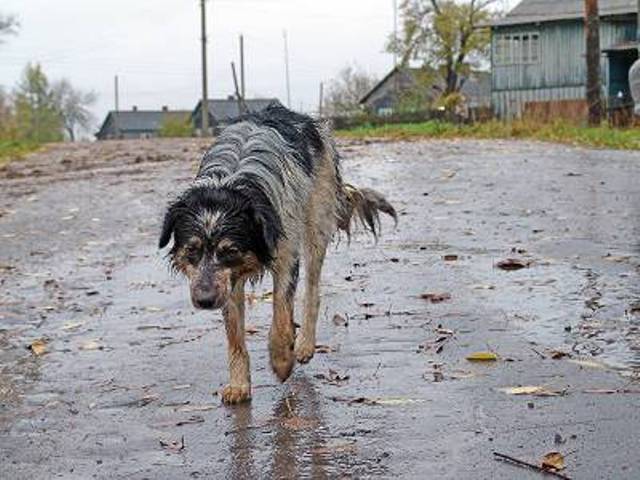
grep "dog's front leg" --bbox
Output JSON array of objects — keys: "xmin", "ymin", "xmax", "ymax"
[
  {"xmin": 221, "ymin": 279, "xmax": 251, "ymax": 404},
  {"xmin": 269, "ymin": 258, "xmax": 298, "ymax": 382}
]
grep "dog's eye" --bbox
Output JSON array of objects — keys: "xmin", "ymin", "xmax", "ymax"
[
  {"xmin": 216, "ymin": 246, "xmax": 241, "ymax": 263},
  {"xmin": 185, "ymin": 243, "xmax": 202, "ymax": 263}
]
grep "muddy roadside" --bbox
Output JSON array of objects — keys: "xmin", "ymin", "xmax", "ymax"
[{"xmin": 1, "ymin": 138, "xmax": 639, "ymax": 479}]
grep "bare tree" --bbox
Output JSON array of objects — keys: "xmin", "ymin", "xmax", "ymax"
[
  {"xmin": 52, "ymin": 79, "xmax": 97, "ymax": 141},
  {"xmin": 389, "ymin": 0, "xmax": 497, "ymax": 97},
  {"xmin": 0, "ymin": 13, "xmax": 19, "ymax": 42},
  {"xmin": 324, "ymin": 65, "xmax": 378, "ymax": 116}
]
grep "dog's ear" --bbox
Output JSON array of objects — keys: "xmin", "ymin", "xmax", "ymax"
[
  {"xmin": 251, "ymin": 203, "xmax": 282, "ymax": 255},
  {"xmin": 158, "ymin": 201, "xmax": 182, "ymax": 249}
]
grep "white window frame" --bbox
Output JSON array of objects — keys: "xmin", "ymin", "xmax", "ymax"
[{"xmin": 494, "ymin": 32, "xmax": 540, "ymax": 65}]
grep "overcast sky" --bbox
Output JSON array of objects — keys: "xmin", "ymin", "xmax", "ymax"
[{"xmin": 1, "ymin": 0, "xmax": 517, "ymax": 129}]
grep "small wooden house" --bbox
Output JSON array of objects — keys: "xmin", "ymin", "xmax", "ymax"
[
  {"xmin": 96, "ymin": 106, "xmax": 191, "ymax": 140},
  {"xmin": 359, "ymin": 67, "xmax": 491, "ymax": 116},
  {"xmin": 489, "ymin": 0, "xmax": 639, "ymax": 119},
  {"xmin": 192, "ymin": 97, "xmax": 279, "ymax": 134}
]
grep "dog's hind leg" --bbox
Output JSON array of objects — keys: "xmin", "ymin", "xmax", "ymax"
[
  {"xmin": 221, "ymin": 279, "xmax": 251, "ymax": 404},
  {"xmin": 296, "ymin": 154, "xmax": 336, "ymax": 364},
  {"xmin": 269, "ymin": 250, "xmax": 299, "ymax": 382}
]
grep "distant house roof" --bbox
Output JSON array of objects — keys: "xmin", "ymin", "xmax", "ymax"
[
  {"xmin": 96, "ymin": 108, "xmax": 191, "ymax": 139},
  {"xmin": 492, "ymin": 0, "xmax": 638, "ymax": 26},
  {"xmin": 359, "ymin": 66, "xmax": 491, "ymax": 107},
  {"xmin": 192, "ymin": 97, "xmax": 280, "ymax": 124}
]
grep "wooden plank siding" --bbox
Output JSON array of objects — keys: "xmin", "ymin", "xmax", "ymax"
[{"xmin": 491, "ymin": 18, "xmax": 637, "ymax": 119}]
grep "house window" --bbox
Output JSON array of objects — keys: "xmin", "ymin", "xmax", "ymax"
[{"xmin": 494, "ymin": 32, "xmax": 540, "ymax": 65}]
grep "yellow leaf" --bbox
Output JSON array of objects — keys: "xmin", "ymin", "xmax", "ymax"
[
  {"xmin": 29, "ymin": 339, "xmax": 47, "ymax": 356},
  {"xmin": 499, "ymin": 386, "xmax": 563, "ymax": 396},
  {"xmin": 500, "ymin": 386, "xmax": 543, "ymax": 395},
  {"xmin": 466, "ymin": 351, "xmax": 498, "ymax": 362},
  {"xmin": 541, "ymin": 451, "xmax": 565, "ymax": 471},
  {"xmin": 80, "ymin": 340, "xmax": 102, "ymax": 351}
]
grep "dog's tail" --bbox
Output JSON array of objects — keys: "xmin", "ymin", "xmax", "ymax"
[{"xmin": 337, "ymin": 183, "xmax": 397, "ymax": 239}]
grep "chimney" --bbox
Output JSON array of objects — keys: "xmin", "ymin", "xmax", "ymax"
[
  {"xmin": 162, "ymin": 105, "xmax": 168, "ymax": 112},
  {"xmin": 132, "ymin": 105, "xmax": 138, "ymax": 111}
]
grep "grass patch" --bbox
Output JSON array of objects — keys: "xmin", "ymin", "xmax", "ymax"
[
  {"xmin": 0, "ymin": 140, "xmax": 42, "ymax": 166},
  {"xmin": 337, "ymin": 120, "xmax": 640, "ymax": 150}
]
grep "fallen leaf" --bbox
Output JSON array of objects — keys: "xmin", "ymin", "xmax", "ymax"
[
  {"xmin": 541, "ymin": 451, "xmax": 565, "ymax": 472},
  {"xmin": 420, "ymin": 292, "xmax": 451, "ymax": 303},
  {"xmin": 332, "ymin": 314, "xmax": 348, "ymax": 326},
  {"xmin": 281, "ymin": 416, "xmax": 318, "ymax": 430},
  {"xmin": 549, "ymin": 350, "xmax": 571, "ymax": 359},
  {"xmin": 175, "ymin": 415, "xmax": 205, "ymax": 426},
  {"xmin": 499, "ymin": 386, "xmax": 563, "ymax": 397},
  {"xmin": 61, "ymin": 321, "xmax": 84, "ymax": 331},
  {"xmin": 466, "ymin": 351, "xmax": 498, "ymax": 362},
  {"xmin": 79, "ymin": 340, "xmax": 103, "ymax": 351},
  {"xmin": 603, "ymin": 254, "xmax": 631, "ymax": 263},
  {"xmin": 500, "ymin": 386, "xmax": 543, "ymax": 395},
  {"xmin": 443, "ymin": 254, "xmax": 459, "ymax": 261},
  {"xmin": 496, "ymin": 258, "xmax": 531, "ymax": 271},
  {"xmin": 315, "ymin": 344, "xmax": 335, "ymax": 354},
  {"xmin": 160, "ymin": 435, "xmax": 185, "ymax": 453},
  {"xmin": 245, "ymin": 325, "xmax": 259, "ymax": 335},
  {"xmin": 29, "ymin": 338, "xmax": 47, "ymax": 356}
]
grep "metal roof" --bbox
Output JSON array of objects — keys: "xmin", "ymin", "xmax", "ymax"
[
  {"xmin": 492, "ymin": 0, "xmax": 638, "ymax": 26},
  {"xmin": 102, "ymin": 110, "xmax": 191, "ymax": 134},
  {"xmin": 195, "ymin": 98, "xmax": 280, "ymax": 121}
]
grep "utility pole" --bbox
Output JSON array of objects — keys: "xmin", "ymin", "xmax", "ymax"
[
  {"xmin": 200, "ymin": 0, "xmax": 210, "ymax": 136},
  {"xmin": 584, "ymin": 0, "xmax": 602, "ymax": 125},
  {"xmin": 114, "ymin": 75, "xmax": 120, "ymax": 138},
  {"xmin": 318, "ymin": 81, "xmax": 324, "ymax": 118},
  {"xmin": 283, "ymin": 29, "xmax": 291, "ymax": 108},
  {"xmin": 239, "ymin": 34, "xmax": 246, "ymax": 99},
  {"xmin": 393, "ymin": 0, "xmax": 398, "ymax": 69}
]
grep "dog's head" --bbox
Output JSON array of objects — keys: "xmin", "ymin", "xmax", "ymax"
[{"xmin": 159, "ymin": 185, "xmax": 280, "ymax": 310}]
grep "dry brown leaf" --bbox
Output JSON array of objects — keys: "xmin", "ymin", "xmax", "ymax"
[
  {"xmin": 549, "ymin": 350, "xmax": 571, "ymax": 359},
  {"xmin": 245, "ymin": 325, "xmax": 259, "ymax": 335},
  {"xmin": 541, "ymin": 451, "xmax": 565, "ymax": 471},
  {"xmin": 332, "ymin": 314, "xmax": 348, "ymax": 326},
  {"xmin": 496, "ymin": 258, "xmax": 531, "ymax": 271},
  {"xmin": 420, "ymin": 292, "xmax": 452, "ymax": 303},
  {"xmin": 29, "ymin": 338, "xmax": 47, "ymax": 356},
  {"xmin": 315, "ymin": 344, "xmax": 335, "ymax": 354},
  {"xmin": 443, "ymin": 254, "xmax": 459, "ymax": 261},
  {"xmin": 466, "ymin": 351, "xmax": 498, "ymax": 362},
  {"xmin": 160, "ymin": 435, "xmax": 185, "ymax": 453}
]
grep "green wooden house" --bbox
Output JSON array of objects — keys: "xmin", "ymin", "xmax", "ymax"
[{"xmin": 489, "ymin": 0, "xmax": 639, "ymax": 119}]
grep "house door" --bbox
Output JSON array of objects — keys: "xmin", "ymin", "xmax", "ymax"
[{"xmin": 608, "ymin": 49, "xmax": 639, "ymax": 104}]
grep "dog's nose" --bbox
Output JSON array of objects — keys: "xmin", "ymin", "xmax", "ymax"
[
  {"xmin": 192, "ymin": 289, "xmax": 222, "ymax": 310},
  {"xmin": 194, "ymin": 295, "xmax": 217, "ymax": 310}
]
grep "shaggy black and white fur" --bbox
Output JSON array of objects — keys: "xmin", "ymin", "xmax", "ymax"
[{"xmin": 159, "ymin": 103, "xmax": 395, "ymax": 404}]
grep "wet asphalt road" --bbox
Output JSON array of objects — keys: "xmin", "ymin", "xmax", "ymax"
[{"xmin": 0, "ymin": 138, "xmax": 639, "ymax": 479}]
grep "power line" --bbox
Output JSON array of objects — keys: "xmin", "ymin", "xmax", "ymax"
[{"xmin": 283, "ymin": 29, "xmax": 291, "ymax": 108}]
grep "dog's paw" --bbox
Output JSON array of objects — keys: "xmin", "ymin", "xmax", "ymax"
[
  {"xmin": 270, "ymin": 347, "xmax": 295, "ymax": 382},
  {"xmin": 220, "ymin": 384, "xmax": 251, "ymax": 405},
  {"xmin": 295, "ymin": 338, "xmax": 315, "ymax": 364}
]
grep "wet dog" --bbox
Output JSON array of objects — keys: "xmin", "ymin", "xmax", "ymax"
[{"xmin": 159, "ymin": 104, "xmax": 395, "ymax": 404}]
